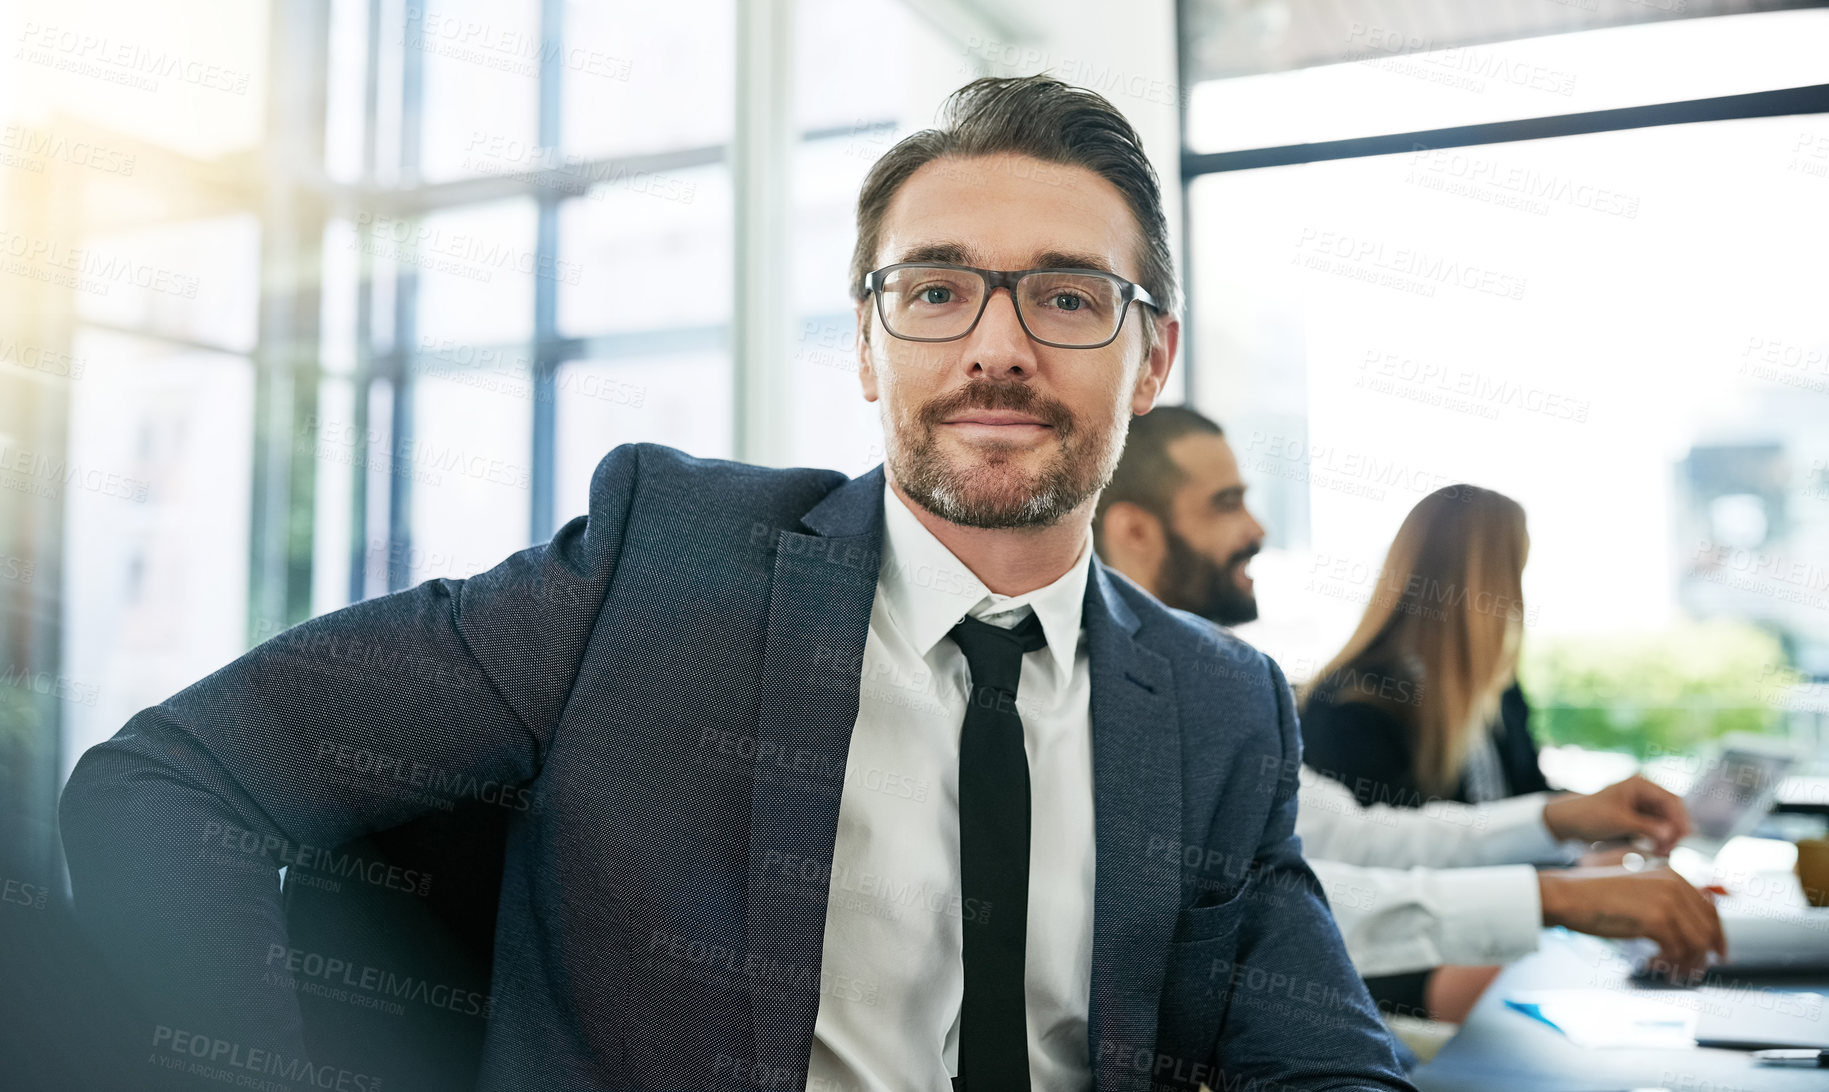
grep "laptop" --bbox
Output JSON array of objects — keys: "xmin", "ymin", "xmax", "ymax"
[
  {"xmin": 1615, "ymin": 736, "xmax": 1825, "ymax": 976},
  {"xmin": 1679, "ymin": 735, "xmax": 1799, "ymax": 857}
]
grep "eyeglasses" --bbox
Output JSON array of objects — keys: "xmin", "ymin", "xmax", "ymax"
[{"xmin": 860, "ymin": 262, "xmax": 1159, "ymax": 350}]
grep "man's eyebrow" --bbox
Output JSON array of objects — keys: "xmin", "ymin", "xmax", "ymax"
[
  {"xmin": 889, "ymin": 243, "xmax": 1119, "ymax": 274},
  {"xmin": 1211, "ymin": 485, "xmax": 1245, "ymax": 506},
  {"xmin": 893, "ymin": 242, "xmax": 980, "ymax": 265},
  {"xmin": 1032, "ymin": 250, "xmax": 1116, "ymax": 274}
]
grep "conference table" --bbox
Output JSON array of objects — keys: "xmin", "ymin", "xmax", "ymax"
[
  {"xmin": 1412, "ymin": 930, "xmax": 1829, "ymax": 1089},
  {"xmin": 1414, "ymin": 832, "xmax": 1829, "ymax": 1090}
]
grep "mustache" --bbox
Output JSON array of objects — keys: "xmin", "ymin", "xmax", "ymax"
[
  {"xmin": 1224, "ymin": 542, "xmax": 1261, "ymax": 570},
  {"xmin": 919, "ymin": 381, "xmax": 1074, "ymax": 434}
]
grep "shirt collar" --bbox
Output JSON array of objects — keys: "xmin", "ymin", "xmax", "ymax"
[{"xmin": 877, "ymin": 480, "xmax": 1091, "ymax": 682}]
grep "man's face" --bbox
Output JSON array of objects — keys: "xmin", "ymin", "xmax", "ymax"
[
  {"xmin": 856, "ymin": 152, "xmax": 1175, "ymax": 529},
  {"xmin": 1156, "ymin": 432, "xmax": 1265, "ymax": 626}
]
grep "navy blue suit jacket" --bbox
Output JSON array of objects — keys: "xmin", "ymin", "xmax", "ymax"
[{"xmin": 60, "ymin": 443, "xmax": 1411, "ymax": 1091}]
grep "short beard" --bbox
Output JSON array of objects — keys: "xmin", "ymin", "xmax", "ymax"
[
  {"xmin": 1160, "ymin": 525, "xmax": 1259, "ymax": 626},
  {"xmin": 886, "ymin": 378, "xmax": 1127, "ymax": 530}
]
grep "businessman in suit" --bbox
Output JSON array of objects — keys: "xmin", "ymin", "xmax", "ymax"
[{"xmin": 59, "ymin": 76, "xmax": 1412, "ymax": 1092}]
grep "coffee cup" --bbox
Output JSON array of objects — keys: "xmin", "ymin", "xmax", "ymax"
[{"xmin": 1796, "ymin": 836, "xmax": 1829, "ymax": 908}]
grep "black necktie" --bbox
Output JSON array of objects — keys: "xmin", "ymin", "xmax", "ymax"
[{"xmin": 948, "ymin": 610, "xmax": 1047, "ymax": 1092}]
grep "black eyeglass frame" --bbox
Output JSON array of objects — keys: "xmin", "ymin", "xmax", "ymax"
[{"xmin": 859, "ymin": 262, "xmax": 1160, "ymax": 350}]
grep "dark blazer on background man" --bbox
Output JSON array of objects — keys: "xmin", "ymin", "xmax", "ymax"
[{"xmin": 59, "ymin": 443, "xmax": 1413, "ymax": 1092}]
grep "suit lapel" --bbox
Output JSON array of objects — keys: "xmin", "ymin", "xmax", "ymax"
[
  {"xmin": 742, "ymin": 478, "xmax": 1184, "ymax": 1089},
  {"xmin": 746, "ymin": 466, "xmax": 885, "ymax": 1080},
  {"xmin": 1082, "ymin": 563, "xmax": 1182, "ymax": 1092}
]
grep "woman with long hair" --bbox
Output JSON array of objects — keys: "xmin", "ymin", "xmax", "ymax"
[
  {"xmin": 1299, "ymin": 483, "xmax": 1545, "ymax": 809},
  {"xmin": 1299, "ymin": 483, "xmax": 1547, "ymax": 1026}
]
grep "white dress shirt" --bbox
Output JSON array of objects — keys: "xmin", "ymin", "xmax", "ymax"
[
  {"xmin": 1296, "ymin": 768, "xmax": 1584, "ymax": 977},
  {"xmin": 805, "ymin": 483, "xmax": 1097, "ymax": 1092}
]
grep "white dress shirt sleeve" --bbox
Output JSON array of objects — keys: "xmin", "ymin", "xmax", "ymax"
[
  {"xmin": 1296, "ymin": 766, "xmax": 1581, "ymax": 869},
  {"xmin": 1311, "ymin": 859, "xmax": 1545, "ymax": 978}
]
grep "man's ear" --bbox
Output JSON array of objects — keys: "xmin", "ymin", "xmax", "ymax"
[
  {"xmin": 1129, "ymin": 313, "xmax": 1179, "ymax": 416},
  {"xmin": 856, "ymin": 301, "xmax": 879, "ymax": 402}
]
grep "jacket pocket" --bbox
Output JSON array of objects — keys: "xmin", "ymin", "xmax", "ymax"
[
  {"xmin": 1154, "ymin": 876, "xmax": 1255, "ymax": 1088},
  {"xmin": 1170, "ymin": 877, "xmax": 1252, "ymax": 945}
]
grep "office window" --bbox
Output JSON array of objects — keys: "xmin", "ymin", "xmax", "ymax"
[
  {"xmin": 1184, "ymin": 10, "xmax": 1829, "ymax": 774},
  {"xmin": 58, "ymin": 331, "xmax": 254, "ymax": 782},
  {"xmin": 553, "ymin": 353, "xmax": 733, "ymax": 520},
  {"xmin": 415, "ymin": 0, "xmax": 542, "ymax": 183},
  {"xmin": 1187, "ymin": 9, "xmax": 1829, "ymax": 155},
  {"xmin": 561, "ymin": 0, "xmax": 736, "ymax": 159},
  {"xmin": 413, "ymin": 198, "xmax": 540, "ymax": 346},
  {"xmin": 408, "ymin": 370, "xmax": 535, "ymax": 585},
  {"xmin": 556, "ymin": 166, "xmax": 733, "ymax": 337},
  {"xmin": 783, "ymin": 0, "xmax": 958, "ymax": 475}
]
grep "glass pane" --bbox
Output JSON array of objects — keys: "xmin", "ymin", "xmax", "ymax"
[
  {"xmin": 410, "ymin": 198, "xmax": 539, "ymax": 347},
  {"xmin": 412, "ymin": 0, "xmax": 541, "ymax": 183},
  {"xmin": 1187, "ymin": 114, "xmax": 1829, "ymax": 764},
  {"xmin": 784, "ymin": 8, "xmax": 973, "ymax": 473},
  {"xmin": 553, "ymin": 353, "xmax": 732, "ymax": 522},
  {"xmin": 1188, "ymin": 10, "xmax": 1829, "ymax": 155},
  {"xmin": 309, "ymin": 374, "xmax": 356, "ymax": 617},
  {"xmin": 57, "ymin": 329, "xmax": 253, "ymax": 783},
  {"xmin": 556, "ymin": 166, "xmax": 731, "ymax": 337},
  {"xmin": 6, "ymin": 1, "xmax": 268, "ymax": 159},
  {"xmin": 325, "ymin": 0, "xmax": 370, "ymax": 183},
  {"xmin": 407, "ymin": 371, "xmax": 534, "ymax": 586},
  {"xmin": 794, "ymin": 0, "xmax": 912, "ymax": 133},
  {"xmin": 320, "ymin": 218, "xmax": 360, "ymax": 376},
  {"xmin": 72, "ymin": 213, "xmax": 260, "ymax": 353},
  {"xmin": 362, "ymin": 378, "xmax": 396, "ymax": 600},
  {"xmin": 782, "ymin": 139, "xmax": 885, "ymax": 475},
  {"xmin": 561, "ymin": 0, "xmax": 734, "ymax": 159}
]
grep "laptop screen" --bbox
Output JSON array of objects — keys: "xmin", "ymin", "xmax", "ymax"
[{"xmin": 1686, "ymin": 747, "xmax": 1797, "ymax": 843}]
